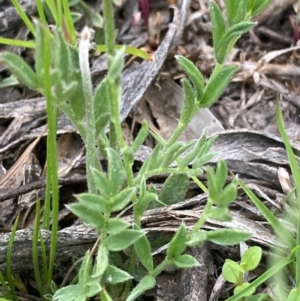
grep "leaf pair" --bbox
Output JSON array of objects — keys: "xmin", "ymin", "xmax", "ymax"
[
  {"xmin": 207, "ymin": 160, "xmax": 237, "ymax": 207},
  {"xmin": 187, "ymin": 229, "xmax": 252, "ymax": 247},
  {"xmin": 166, "ymin": 223, "xmax": 199, "ymax": 268},
  {"xmin": 223, "ymin": 246, "xmax": 262, "ymax": 297},
  {"xmin": 53, "ymin": 247, "xmax": 133, "ymax": 301},
  {"xmin": 211, "ymin": 1, "xmax": 254, "ymax": 64},
  {"xmin": 176, "ymin": 55, "xmax": 238, "ymax": 112}
]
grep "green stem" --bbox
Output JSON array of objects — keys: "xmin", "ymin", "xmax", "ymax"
[
  {"xmin": 43, "ymin": 28, "xmax": 59, "ymax": 288},
  {"xmin": 32, "ymin": 201, "xmax": 44, "ymax": 299},
  {"xmin": 36, "ymin": 0, "xmax": 47, "ymax": 24},
  {"xmin": 102, "ymin": 2, "xmax": 137, "ymax": 297},
  {"xmin": 188, "ymin": 198, "xmax": 213, "ymax": 238},
  {"xmin": 102, "ymin": 0, "xmax": 116, "ymax": 56},
  {"xmin": 135, "ymin": 167, "xmax": 180, "ymax": 184},
  {"xmin": 56, "ymin": 0, "xmax": 63, "ymax": 29},
  {"xmin": 102, "ymin": 0, "xmax": 135, "ymax": 189},
  {"xmin": 153, "ymin": 258, "xmax": 171, "ymax": 276},
  {"xmin": 62, "ymin": 0, "xmax": 76, "ymax": 45},
  {"xmin": 121, "ymin": 250, "xmax": 137, "ymax": 299},
  {"xmin": 79, "ymin": 27, "xmax": 97, "ymax": 194},
  {"xmin": 165, "ymin": 120, "xmax": 191, "ymax": 149}
]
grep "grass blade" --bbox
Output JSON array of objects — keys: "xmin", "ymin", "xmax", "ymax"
[
  {"xmin": 10, "ymin": 0, "xmax": 35, "ymax": 36},
  {"xmin": 238, "ymin": 179, "xmax": 295, "ymax": 248},
  {"xmin": 276, "ymin": 100, "xmax": 300, "ymax": 287}
]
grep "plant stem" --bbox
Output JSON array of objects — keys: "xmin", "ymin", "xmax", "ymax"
[
  {"xmin": 102, "ymin": 0, "xmax": 135, "ymax": 189},
  {"xmin": 43, "ymin": 28, "xmax": 60, "ymax": 288},
  {"xmin": 153, "ymin": 258, "xmax": 171, "ymax": 276},
  {"xmin": 188, "ymin": 198, "xmax": 213, "ymax": 237},
  {"xmin": 165, "ymin": 118, "xmax": 193, "ymax": 149},
  {"xmin": 102, "ymin": 4, "xmax": 137, "ymax": 297},
  {"xmin": 79, "ymin": 27, "xmax": 97, "ymax": 194},
  {"xmin": 102, "ymin": 0, "xmax": 115, "ymax": 56}
]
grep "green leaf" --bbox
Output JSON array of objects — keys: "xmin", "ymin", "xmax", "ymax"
[
  {"xmin": 71, "ymin": 12, "xmax": 83, "ymax": 23},
  {"xmin": 198, "ymin": 136, "xmax": 216, "ymax": 157},
  {"xmin": 123, "ymin": 145, "xmax": 134, "ymax": 170},
  {"xmin": 68, "ymin": 46, "xmax": 86, "ymax": 121},
  {"xmin": 241, "ymin": 246, "xmax": 262, "ymax": 271},
  {"xmin": 91, "ymin": 14, "xmax": 104, "ymax": 28},
  {"xmin": 126, "ymin": 275, "xmax": 156, "ymax": 301},
  {"xmin": 34, "ymin": 21, "xmax": 47, "ymax": 82},
  {"xmin": 206, "ymin": 229, "xmax": 252, "ymax": 245},
  {"xmin": 0, "ymin": 52, "xmax": 38, "ymax": 89},
  {"xmin": 139, "ymin": 176, "xmax": 147, "ymax": 196},
  {"xmin": 201, "ymin": 65, "xmax": 237, "ymax": 107},
  {"xmin": 86, "ymin": 282, "xmax": 102, "ymax": 297},
  {"xmin": 210, "ymin": 1, "xmax": 226, "ymax": 50},
  {"xmin": 94, "ymin": 79, "xmax": 110, "ymax": 137},
  {"xmin": 101, "ymin": 289, "xmax": 114, "ymax": 301},
  {"xmin": 50, "ymin": 280, "xmax": 58, "ymax": 294},
  {"xmin": 95, "ymin": 113, "xmax": 110, "ymax": 137},
  {"xmin": 217, "ymin": 181, "xmax": 238, "ymax": 206},
  {"xmin": 107, "ymin": 48, "xmax": 124, "ymax": 87},
  {"xmin": 53, "ymin": 78, "xmax": 78, "ymax": 102},
  {"xmin": 138, "ymin": 143, "xmax": 162, "ymax": 174},
  {"xmin": 104, "ymin": 265, "xmax": 133, "ymax": 284},
  {"xmin": 74, "ymin": 295, "xmax": 85, "ymax": 301},
  {"xmin": 225, "ymin": 0, "xmax": 249, "ymax": 26},
  {"xmin": 207, "ymin": 166, "xmax": 219, "ymax": 202},
  {"xmin": 161, "ymin": 141, "xmax": 194, "ymax": 168},
  {"xmin": 111, "ymin": 187, "xmax": 136, "ymax": 212},
  {"xmin": 248, "ymin": 0, "xmax": 272, "ymax": 17},
  {"xmin": 186, "ymin": 230, "xmax": 207, "ymax": 246},
  {"xmin": 234, "ymin": 283, "xmax": 255, "ymax": 297},
  {"xmin": 245, "ymin": 294, "xmax": 269, "ymax": 301},
  {"xmin": 53, "ymin": 285, "xmax": 85, "ymax": 301},
  {"xmin": 192, "ymin": 152, "xmax": 216, "ymax": 170},
  {"xmin": 96, "ymin": 44, "xmax": 152, "ymax": 61},
  {"xmin": 67, "ymin": 203, "xmax": 104, "ymax": 229},
  {"xmin": 106, "ymin": 147, "xmax": 126, "ymax": 195},
  {"xmin": 239, "ymin": 178, "xmax": 295, "ymax": 248},
  {"xmin": 167, "ymin": 223, "xmax": 187, "ymax": 259},
  {"xmin": 216, "ymin": 22, "xmax": 254, "ymax": 64},
  {"xmin": 131, "ymin": 120, "xmax": 149, "ymax": 153},
  {"xmin": 112, "ymin": 0, "xmax": 122, "ymax": 6},
  {"xmin": 78, "ymin": 251, "xmax": 93, "ymax": 286},
  {"xmin": 287, "ymin": 289, "xmax": 300, "ymax": 301},
  {"xmin": 134, "ymin": 191, "xmax": 158, "ymax": 223},
  {"xmin": 92, "ymin": 244, "xmax": 109, "ymax": 279},
  {"xmin": 179, "ymin": 78, "xmax": 196, "ymax": 125},
  {"xmin": 134, "ymin": 227, "xmax": 153, "ymax": 272},
  {"xmin": 76, "ymin": 193, "xmax": 109, "ymax": 213},
  {"xmin": 224, "ymin": 0, "xmax": 236, "ymax": 26},
  {"xmin": 0, "ymin": 75, "xmax": 19, "ymax": 88},
  {"xmin": 159, "ymin": 173, "xmax": 189, "ymax": 206},
  {"xmin": 178, "ymin": 136, "xmax": 205, "ymax": 169},
  {"xmin": 215, "ymin": 160, "xmax": 228, "ymax": 191},
  {"xmin": 107, "ymin": 218, "xmax": 130, "ymax": 235},
  {"xmin": 207, "ymin": 207, "xmax": 232, "ymax": 221},
  {"xmin": 174, "ymin": 254, "xmax": 199, "ymax": 268},
  {"xmin": 53, "ymin": 28, "xmax": 74, "ymax": 82},
  {"xmin": 91, "ymin": 168, "xmax": 112, "ymax": 199},
  {"xmin": 175, "ymin": 55, "xmax": 204, "ymax": 101},
  {"xmin": 222, "ymin": 259, "xmax": 244, "ymax": 284},
  {"xmin": 106, "ymin": 229, "xmax": 145, "ymax": 251}
]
